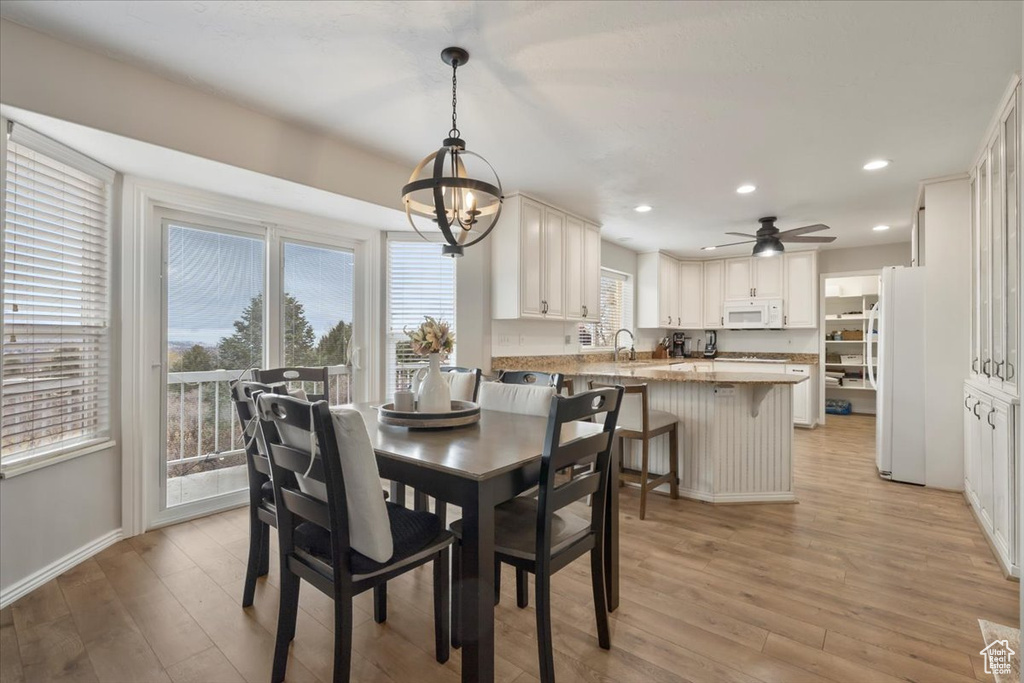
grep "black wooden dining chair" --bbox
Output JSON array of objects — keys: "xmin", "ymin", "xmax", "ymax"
[
  {"xmin": 497, "ymin": 369, "xmax": 565, "ymax": 393},
  {"xmin": 229, "ymin": 380, "xmax": 278, "ymax": 608},
  {"xmin": 449, "ymin": 386, "xmax": 624, "ymax": 683},
  {"xmin": 255, "ymin": 393, "xmax": 453, "ymax": 683},
  {"xmin": 254, "ymin": 366, "xmax": 330, "ymax": 402}
]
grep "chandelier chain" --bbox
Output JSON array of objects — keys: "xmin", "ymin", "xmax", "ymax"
[{"xmin": 450, "ymin": 60, "xmax": 460, "ymax": 139}]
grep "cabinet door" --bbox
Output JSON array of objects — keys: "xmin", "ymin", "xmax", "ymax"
[
  {"xmin": 724, "ymin": 257, "xmax": 753, "ymax": 300},
  {"xmin": 1003, "ymin": 94, "xmax": 1019, "ymax": 393},
  {"xmin": 783, "ymin": 251, "xmax": 817, "ymax": 328},
  {"xmin": 990, "ymin": 399, "xmax": 1013, "ymax": 559},
  {"xmin": 788, "ymin": 366, "xmax": 811, "ymax": 425},
  {"xmin": 703, "ymin": 260, "xmax": 725, "ymax": 328},
  {"xmin": 583, "ymin": 225, "xmax": 602, "ymax": 322},
  {"xmin": 964, "ymin": 389, "xmax": 976, "ymax": 499},
  {"xmin": 979, "ymin": 156, "xmax": 992, "ymax": 380},
  {"xmin": 542, "ymin": 208, "xmax": 565, "ymax": 317},
  {"xmin": 658, "ymin": 254, "xmax": 679, "ymax": 328},
  {"xmin": 752, "ymin": 255, "xmax": 784, "ymax": 298},
  {"xmin": 677, "ymin": 261, "xmax": 703, "ymax": 328},
  {"xmin": 971, "ymin": 174, "xmax": 981, "ymax": 376},
  {"xmin": 990, "ymin": 128, "xmax": 1006, "ymax": 386},
  {"xmin": 520, "ymin": 198, "xmax": 545, "ymax": 317},
  {"xmin": 563, "ymin": 215, "xmax": 585, "ymax": 321},
  {"xmin": 979, "ymin": 396, "xmax": 994, "ymax": 529}
]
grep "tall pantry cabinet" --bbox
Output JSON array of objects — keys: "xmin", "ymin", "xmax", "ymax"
[{"xmin": 964, "ymin": 76, "xmax": 1020, "ymax": 578}]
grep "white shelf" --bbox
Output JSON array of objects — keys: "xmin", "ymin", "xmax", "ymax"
[
  {"xmin": 824, "ymin": 339, "xmax": 866, "ymax": 343},
  {"xmin": 826, "ymin": 315, "xmax": 867, "ymax": 321},
  {"xmin": 825, "ymin": 363, "xmax": 876, "ymax": 368},
  {"xmin": 826, "ymin": 384, "xmax": 875, "ymax": 392}
]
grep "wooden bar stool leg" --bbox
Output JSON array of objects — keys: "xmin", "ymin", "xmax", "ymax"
[
  {"xmin": 618, "ymin": 437, "xmax": 626, "ymax": 487},
  {"xmin": 669, "ymin": 424, "xmax": 680, "ymax": 500},
  {"xmin": 639, "ymin": 437, "xmax": 650, "ymax": 520}
]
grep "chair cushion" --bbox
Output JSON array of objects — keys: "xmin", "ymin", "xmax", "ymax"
[
  {"xmin": 449, "ymin": 496, "xmax": 591, "ymax": 561},
  {"xmin": 445, "ymin": 372, "xmax": 477, "ymax": 402},
  {"xmin": 295, "ymin": 502, "xmax": 445, "ymax": 575},
  {"xmin": 479, "ymin": 382, "xmax": 555, "ymax": 417},
  {"xmin": 616, "ymin": 401, "xmax": 677, "ymax": 433}
]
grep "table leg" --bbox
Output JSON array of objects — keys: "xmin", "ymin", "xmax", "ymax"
[
  {"xmin": 459, "ymin": 488, "xmax": 496, "ymax": 683},
  {"xmin": 390, "ymin": 481, "xmax": 406, "ymax": 508},
  {"xmin": 605, "ymin": 434, "xmax": 620, "ymax": 612}
]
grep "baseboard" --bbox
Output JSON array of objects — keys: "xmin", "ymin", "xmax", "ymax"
[
  {"xmin": 0, "ymin": 528, "xmax": 123, "ymax": 609},
  {"xmin": 678, "ymin": 487, "xmax": 797, "ymax": 504}
]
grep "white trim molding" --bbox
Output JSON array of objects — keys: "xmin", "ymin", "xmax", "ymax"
[
  {"xmin": 676, "ymin": 487, "xmax": 798, "ymax": 504},
  {"xmin": 0, "ymin": 529, "xmax": 122, "ymax": 609}
]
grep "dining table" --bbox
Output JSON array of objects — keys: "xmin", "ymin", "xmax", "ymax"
[{"xmin": 345, "ymin": 402, "xmax": 620, "ymax": 683}]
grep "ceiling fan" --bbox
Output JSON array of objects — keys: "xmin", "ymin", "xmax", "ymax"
[{"xmin": 704, "ymin": 216, "xmax": 836, "ymax": 256}]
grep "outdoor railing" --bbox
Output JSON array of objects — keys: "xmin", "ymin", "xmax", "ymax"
[{"xmin": 165, "ymin": 365, "xmax": 351, "ymax": 473}]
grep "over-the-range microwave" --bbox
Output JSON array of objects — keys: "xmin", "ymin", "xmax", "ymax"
[{"xmin": 722, "ymin": 298, "xmax": 783, "ymax": 329}]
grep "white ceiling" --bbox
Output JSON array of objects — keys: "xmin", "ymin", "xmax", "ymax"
[{"xmin": 1, "ymin": 1, "xmax": 1020, "ymax": 256}]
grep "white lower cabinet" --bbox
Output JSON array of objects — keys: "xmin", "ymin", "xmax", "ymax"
[
  {"xmin": 787, "ymin": 365, "xmax": 816, "ymax": 427},
  {"xmin": 963, "ymin": 381, "xmax": 1018, "ymax": 577}
]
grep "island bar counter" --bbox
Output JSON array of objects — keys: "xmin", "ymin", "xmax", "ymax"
[{"xmin": 491, "ymin": 358, "xmax": 809, "ymax": 504}]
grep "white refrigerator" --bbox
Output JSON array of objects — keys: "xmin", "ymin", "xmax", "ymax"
[{"xmin": 868, "ymin": 266, "xmax": 926, "ymax": 485}]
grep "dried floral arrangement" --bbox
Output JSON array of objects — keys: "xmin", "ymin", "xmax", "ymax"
[{"xmin": 405, "ymin": 316, "xmax": 454, "ymax": 358}]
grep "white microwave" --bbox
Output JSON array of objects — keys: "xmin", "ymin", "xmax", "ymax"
[{"xmin": 722, "ymin": 298, "xmax": 783, "ymax": 329}]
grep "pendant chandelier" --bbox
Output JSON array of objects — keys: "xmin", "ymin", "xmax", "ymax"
[{"xmin": 401, "ymin": 47, "xmax": 503, "ymax": 257}]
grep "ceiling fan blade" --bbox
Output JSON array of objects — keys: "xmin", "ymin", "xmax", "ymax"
[
  {"xmin": 778, "ymin": 223, "xmax": 830, "ymax": 237},
  {"xmin": 780, "ymin": 235, "xmax": 837, "ymax": 243},
  {"xmin": 725, "ymin": 232, "xmax": 757, "ymax": 238},
  {"xmin": 707, "ymin": 239, "xmax": 756, "ymax": 249}
]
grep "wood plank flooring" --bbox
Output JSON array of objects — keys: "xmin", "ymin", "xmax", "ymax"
[{"xmin": 1, "ymin": 413, "xmax": 1018, "ymax": 682}]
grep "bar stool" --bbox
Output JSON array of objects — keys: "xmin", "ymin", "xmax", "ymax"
[{"xmin": 589, "ymin": 381, "xmax": 678, "ymax": 519}]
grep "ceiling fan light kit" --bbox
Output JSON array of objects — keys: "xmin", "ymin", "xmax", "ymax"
[
  {"xmin": 401, "ymin": 47, "xmax": 503, "ymax": 257},
  {"xmin": 705, "ymin": 216, "xmax": 837, "ymax": 256}
]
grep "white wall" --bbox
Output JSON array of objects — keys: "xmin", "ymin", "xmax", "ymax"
[
  {"xmin": 922, "ymin": 178, "xmax": 972, "ymax": 490},
  {"xmin": 456, "ymin": 236, "xmax": 493, "ymax": 373},
  {"xmin": 818, "ymin": 242, "xmax": 912, "ymax": 273}
]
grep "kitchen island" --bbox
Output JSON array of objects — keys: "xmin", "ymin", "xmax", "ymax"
[{"xmin": 492, "ymin": 357, "xmax": 809, "ymax": 503}]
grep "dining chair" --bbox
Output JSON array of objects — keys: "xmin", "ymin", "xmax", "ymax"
[
  {"xmin": 441, "ymin": 366, "xmax": 483, "ymax": 402},
  {"xmin": 229, "ymin": 380, "xmax": 280, "ymax": 608},
  {"xmin": 497, "ymin": 370, "xmax": 566, "ymax": 393},
  {"xmin": 254, "ymin": 366, "xmax": 331, "ymax": 402},
  {"xmin": 255, "ymin": 392, "xmax": 453, "ymax": 683},
  {"xmin": 450, "ymin": 386, "xmax": 624, "ymax": 682},
  {"xmin": 589, "ymin": 381, "xmax": 679, "ymax": 520},
  {"xmin": 478, "ymin": 381, "xmax": 557, "ymax": 417}
]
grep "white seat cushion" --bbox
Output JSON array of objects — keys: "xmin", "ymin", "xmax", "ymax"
[
  {"xmin": 614, "ymin": 393, "xmax": 677, "ymax": 433},
  {"xmin": 445, "ymin": 372, "xmax": 477, "ymax": 402},
  {"xmin": 479, "ymin": 382, "xmax": 556, "ymax": 417},
  {"xmin": 276, "ymin": 406, "xmax": 394, "ymax": 563}
]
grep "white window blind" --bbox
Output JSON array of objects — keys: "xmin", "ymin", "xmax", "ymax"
[
  {"xmin": 1, "ymin": 134, "xmax": 113, "ymax": 466},
  {"xmin": 579, "ymin": 269, "xmax": 633, "ymax": 349},
  {"xmin": 385, "ymin": 238, "xmax": 456, "ymax": 399}
]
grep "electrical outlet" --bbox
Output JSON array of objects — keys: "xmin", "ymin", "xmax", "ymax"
[
  {"xmin": 715, "ymin": 386, "xmax": 737, "ymax": 398},
  {"xmin": 518, "ymin": 334, "xmax": 526, "ymax": 346},
  {"xmin": 565, "ymin": 334, "xmax": 572, "ymax": 345}
]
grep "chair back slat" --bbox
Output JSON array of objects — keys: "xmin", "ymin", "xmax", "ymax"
[
  {"xmin": 281, "ymin": 488, "xmax": 331, "ymax": 530},
  {"xmin": 535, "ymin": 386, "xmax": 623, "ymax": 565},
  {"xmin": 229, "ymin": 380, "xmax": 278, "ymax": 504},
  {"xmin": 266, "ymin": 442, "xmax": 325, "ymax": 482},
  {"xmin": 498, "ymin": 370, "xmax": 565, "ymax": 392},
  {"xmin": 255, "ymin": 366, "xmax": 331, "ymax": 402}
]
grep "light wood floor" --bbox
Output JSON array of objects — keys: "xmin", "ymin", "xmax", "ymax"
[{"xmin": 1, "ymin": 413, "xmax": 1019, "ymax": 683}]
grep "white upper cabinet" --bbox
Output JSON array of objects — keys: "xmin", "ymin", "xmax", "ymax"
[
  {"xmin": 637, "ymin": 252, "xmax": 681, "ymax": 328},
  {"xmin": 564, "ymin": 215, "xmax": 585, "ymax": 320},
  {"xmin": 783, "ymin": 251, "xmax": 818, "ymax": 328},
  {"xmin": 752, "ymin": 256, "xmax": 784, "ymax": 298},
  {"xmin": 677, "ymin": 261, "xmax": 704, "ymax": 328},
  {"xmin": 703, "ymin": 259, "xmax": 725, "ymax": 328},
  {"xmin": 491, "ymin": 193, "xmax": 601, "ymax": 320},
  {"xmin": 724, "ymin": 257, "xmax": 753, "ymax": 299}
]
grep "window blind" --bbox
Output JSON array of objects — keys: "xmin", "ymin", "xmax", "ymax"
[
  {"xmin": 385, "ymin": 238, "xmax": 456, "ymax": 399},
  {"xmin": 1, "ymin": 136, "xmax": 113, "ymax": 465},
  {"xmin": 579, "ymin": 269, "xmax": 633, "ymax": 349}
]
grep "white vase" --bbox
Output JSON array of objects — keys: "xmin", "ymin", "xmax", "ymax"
[{"xmin": 415, "ymin": 353, "xmax": 451, "ymax": 413}]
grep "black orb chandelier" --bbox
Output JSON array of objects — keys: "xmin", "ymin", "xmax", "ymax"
[{"xmin": 401, "ymin": 47, "xmax": 503, "ymax": 257}]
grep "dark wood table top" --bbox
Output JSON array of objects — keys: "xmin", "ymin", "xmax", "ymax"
[{"xmin": 341, "ymin": 402, "xmax": 603, "ymax": 481}]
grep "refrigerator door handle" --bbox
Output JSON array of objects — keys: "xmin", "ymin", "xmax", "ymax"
[{"xmin": 866, "ymin": 303, "xmax": 879, "ymax": 389}]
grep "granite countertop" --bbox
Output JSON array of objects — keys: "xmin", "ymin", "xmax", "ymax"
[{"xmin": 491, "ymin": 359, "xmax": 808, "ymax": 385}]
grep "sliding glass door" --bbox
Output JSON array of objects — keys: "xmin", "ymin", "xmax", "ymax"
[{"xmin": 154, "ymin": 210, "xmax": 363, "ymax": 523}]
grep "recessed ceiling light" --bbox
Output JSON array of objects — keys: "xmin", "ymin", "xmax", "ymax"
[
  {"xmin": 701, "ymin": 246, "xmax": 717, "ymax": 251},
  {"xmin": 736, "ymin": 184, "xmax": 756, "ymax": 194},
  {"xmin": 618, "ymin": 236, "xmax": 633, "ymax": 242},
  {"xmin": 873, "ymin": 224, "xmax": 890, "ymax": 231},
  {"xmin": 634, "ymin": 205, "xmax": 652, "ymax": 213},
  {"xmin": 863, "ymin": 159, "xmax": 890, "ymax": 171}
]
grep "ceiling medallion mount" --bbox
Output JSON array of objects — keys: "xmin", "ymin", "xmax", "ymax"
[{"xmin": 401, "ymin": 46, "xmax": 503, "ymax": 258}]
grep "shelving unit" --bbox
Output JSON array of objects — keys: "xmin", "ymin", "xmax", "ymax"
[{"xmin": 823, "ymin": 277, "xmax": 879, "ymax": 406}]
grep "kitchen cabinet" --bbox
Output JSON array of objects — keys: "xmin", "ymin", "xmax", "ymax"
[
  {"xmin": 724, "ymin": 255, "xmax": 785, "ymax": 299},
  {"xmin": 677, "ymin": 261, "xmax": 704, "ymax": 328},
  {"xmin": 724, "ymin": 258, "xmax": 752, "ymax": 299},
  {"xmin": 783, "ymin": 251, "xmax": 819, "ymax": 328},
  {"xmin": 491, "ymin": 193, "xmax": 601, "ymax": 320},
  {"xmin": 786, "ymin": 365, "xmax": 815, "ymax": 427},
  {"xmin": 971, "ymin": 80, "xmax": 1020, "ymax": 396},
  {"xmin": 637, "ymin": 252, "xmax": 678, "ymax": 328},
  {"xmin": 963, "ymin": 381, "xmax": 1018, "ymax": 577},
  {"xmin": 703, "ymin": 259, "xmax": 725, "ymax": 328}
]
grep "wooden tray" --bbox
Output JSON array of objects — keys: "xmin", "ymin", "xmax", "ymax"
[{"xmin": 377, "ymin": 400, "xmax": 481, "ymax": 429}]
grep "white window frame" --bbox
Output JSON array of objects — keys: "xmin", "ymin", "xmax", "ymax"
[
  {"xmin": 0, "ymin": 120, "xmax": 118, "ymax": 478},
  {"xmin": 384, "ymin": 233, "xmax": 458, "ymax": 400},
  {"xmin": 579, "ymin": 267, "xmax": 634, "ymax": 352}
]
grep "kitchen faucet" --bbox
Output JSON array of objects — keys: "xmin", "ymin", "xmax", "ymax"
[{"xmin": 614, "ymin": 328, "xmax": 637, "ymax": 362}]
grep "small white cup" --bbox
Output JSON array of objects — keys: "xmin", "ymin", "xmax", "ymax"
[{"xmin": 393, "ymin": 390, "xmax": 415, "ymax": 413}]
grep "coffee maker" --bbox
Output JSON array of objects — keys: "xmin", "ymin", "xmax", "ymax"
[
  {"xmin": 703, "ymin": 330, "xmax": 718, "ymax": 358},
  {"xmin": 670, "ymin": 332, "xmax": 690, "ymax": 358}
]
